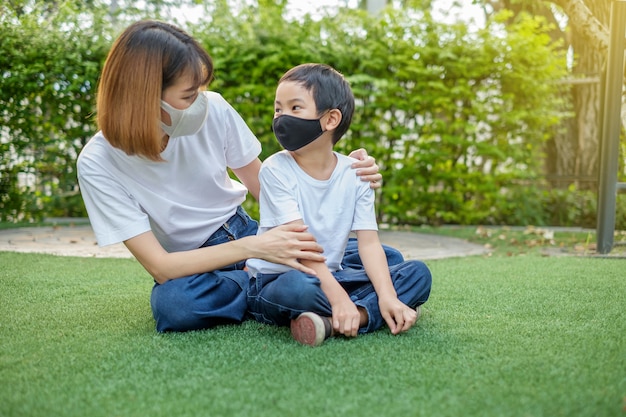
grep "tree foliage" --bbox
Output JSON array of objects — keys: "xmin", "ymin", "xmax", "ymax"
[
  {"xmin": 481, "ymin": 0, "xmax": 625, "ymax": 191},
  {"xmin": 196, "ymin": 2, "xmax": 569, "ymax": 225},
  {"xmin": 0, "ymin": 2, "xmax": 109, "ymax": 221}
]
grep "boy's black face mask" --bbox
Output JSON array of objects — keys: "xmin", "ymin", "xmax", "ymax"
[{"xmin": 272, "ymin": 114, "xmax": 325, "ymax": 151}]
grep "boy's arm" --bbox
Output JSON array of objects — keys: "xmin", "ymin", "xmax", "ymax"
[
  {"xmin": 289, "ymin": 220, "xmax": 361, "ymax": 337},
  {"xmin": 356, "ymin": 230, "xmax": 418, "ymax": 334}
]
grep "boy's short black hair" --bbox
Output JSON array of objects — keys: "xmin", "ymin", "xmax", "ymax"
[{"xmin": 279, "ymin": 63, "xmax": 354, "ymax": 144}]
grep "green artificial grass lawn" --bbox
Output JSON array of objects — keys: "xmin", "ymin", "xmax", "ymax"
[{"xmin": 1, "ymin": 245, "xmax": 625, "ymax": 417}]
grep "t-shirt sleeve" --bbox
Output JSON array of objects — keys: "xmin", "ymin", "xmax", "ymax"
[
  {"xmin": 257, "ymin": 161, "xmax": 302, "ymax": 228},
  {"xmin": 214, "ymin": 93, "xmax": 262, "ymax": 169},
  {"xmin": 77, "ymin": 158, "xmax": 150, "ymax": 247},
  {"xmin": 351, "ymin": 174, "xmax": 379, "ymax": 232}
]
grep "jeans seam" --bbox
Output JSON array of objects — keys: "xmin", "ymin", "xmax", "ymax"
[{"xmin": 249, "ymin": 293, "xmax": 304, "ymax": 325}]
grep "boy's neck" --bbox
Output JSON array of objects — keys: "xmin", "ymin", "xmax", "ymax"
[{"xmin": 289, "ymin": 145, "xmax": 337, "ymax": 181}]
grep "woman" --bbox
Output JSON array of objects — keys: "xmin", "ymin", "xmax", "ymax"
[{"xmin": 77, "ymin": 20, "xmax": 390, "ymax": 332}]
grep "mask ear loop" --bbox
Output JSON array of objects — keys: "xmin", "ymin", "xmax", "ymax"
[
  {"xmin": 319, "ymin": 109, "xmax": 341, "ymax": 133},
  {"xmin": 160, "ymin": 102, "xmax": 174, "ymax": 129},
  {"xmin": 316, "ymin": 109, "xmax": 332, "ymax": 132}
]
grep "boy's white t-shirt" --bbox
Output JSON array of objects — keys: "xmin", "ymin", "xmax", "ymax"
[
  {"xmin": 76, "ymin": 91, "xmax": 262, "ymax": 252},
  {"xmin": 246, "ymin": 150, "xmax": 378, "ymax": 276}
]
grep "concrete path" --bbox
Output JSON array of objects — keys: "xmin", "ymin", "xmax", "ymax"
[{"xmin": 0, "ymin": 223, "xmax": 489, "ymax": 260}]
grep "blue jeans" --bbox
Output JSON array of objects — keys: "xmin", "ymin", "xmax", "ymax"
[
  {"xmin": 247, "ymin": 250, "xmax": 432, "ymax": 333},
  {"xmin": 342, "ymin": 238, "xmax": 404, "ymax": 270},
  {"xmin": 150, "ymin": 206, "xmax": 258, "ymax": 332},
  {"xmin": 150, "ymin": 208, "xmax": 408, "ymax": 333}
]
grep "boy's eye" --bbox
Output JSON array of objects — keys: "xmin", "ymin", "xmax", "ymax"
[{"xmin": 292, "ymin": 105, "xmax": 301, "ymax": 111}]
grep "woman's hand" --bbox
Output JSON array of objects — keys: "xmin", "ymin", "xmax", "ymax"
[
  {"xmin": 349, "ymin": 148, "xmax": 382, "ymax": 189},
  {"xmin": 253, "ymin": 223, "xmax": 325, "ymax": 275}
]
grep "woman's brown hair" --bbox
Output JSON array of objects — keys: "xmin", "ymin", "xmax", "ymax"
[{"xmin": 96, "ymin": 20, "xmax": 213, "ymax": 161}]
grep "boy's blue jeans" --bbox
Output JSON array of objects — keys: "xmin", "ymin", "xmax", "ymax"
[
  {"xmin": 150, "ymin": 206, "xmax": 407, "ymax": 333},
  {"xmin": 247, "ymin": 250, "xmax": 432, "ymax": 334}
]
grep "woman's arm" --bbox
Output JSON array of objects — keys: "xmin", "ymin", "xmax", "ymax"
[
  {"xmin": 125, "ymin": 223, "xmax": 324, "ymax": 284},
  {"xmin": 232, "ymin": 158, "xmax": 262, "ymax": 201}
]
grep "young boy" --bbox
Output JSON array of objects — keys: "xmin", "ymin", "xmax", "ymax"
[{"xmin": 246, "ymin": 63, "xmax": 432, "ymax": 346}]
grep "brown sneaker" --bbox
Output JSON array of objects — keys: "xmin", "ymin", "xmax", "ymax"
[{"xmin": 290, "ymin": 312, "xmax": 332, "ymax": 347}]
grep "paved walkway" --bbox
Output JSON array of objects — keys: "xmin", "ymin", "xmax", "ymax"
[{"xmin": 0, "ymin": 223, "xmax": 489, "ymax": 260}]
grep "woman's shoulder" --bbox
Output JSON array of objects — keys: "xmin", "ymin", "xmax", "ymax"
[
  {"xmin": 77, "ymin": 132, "xmax": 109, "ymax": 162},
  {"xmin": 203, "ymin": 90, "xmax": 230, "ymax": 108},
  {"xmin": 204, "ymin": 90, "xmax": 245, "ymax": 120},
  {"xmin": 77, "ymin": 132, "xmax": 125, "ymax": 175}
]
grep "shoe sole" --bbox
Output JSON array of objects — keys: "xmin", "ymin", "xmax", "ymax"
[{"xmin": 291, "ymin": 312, "xmax": 327, "ymax": 347}]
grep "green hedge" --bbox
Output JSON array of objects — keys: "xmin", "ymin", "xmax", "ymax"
[
  {"xmin": 0, "ymin": 2, "xmax": 109, "ymax": 221},
  {"xmin": 1, "ymin": 1, "xmax": 623, "ymax": 229}
]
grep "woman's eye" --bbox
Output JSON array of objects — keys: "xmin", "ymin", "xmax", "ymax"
[{"xmin": 185, "ymin": 91, "xmax": 199, "ymax": 101}]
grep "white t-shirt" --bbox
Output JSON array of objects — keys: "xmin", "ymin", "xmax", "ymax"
[
  {"xmin": 77, "ymin": 91, "xmax": 261, "ymax": 252},
  {"xmin": 246, "ymin": 150, "xmax": 378, "ymax": 276}
]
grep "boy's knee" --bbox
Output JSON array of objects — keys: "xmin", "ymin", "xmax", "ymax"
[
  {"xmin": 391, "ymin": 260, "xmax": 432, "ymax": 305},
  {"xmin": 406, "ymin": 260, "xmax": 431, "ymax": 279},
  {"xmin": 408, "ymin": 260, "xmax": 432, "ymax": 300},
  {"xmin": 264, "ymin": 271, "xmax": 321, "ymax": 309},
  {"xmin": 384, "ymin": 245, "xmax": 405, "ymax": 266},
  {"xmin": 416, "ymin": 260, "xmax": 432, "ymax": 281}
]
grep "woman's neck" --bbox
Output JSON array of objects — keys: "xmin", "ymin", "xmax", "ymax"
[{"xmin": 160, "ymin": 134, "xmax": 169, "ymax": 152}]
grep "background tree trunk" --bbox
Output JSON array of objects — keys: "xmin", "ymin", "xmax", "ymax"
[
  {"xmin": 570, "ymin": 41, "xmax": 603, "ymax": 188},
  {"xmin": 569, "ymin": 1, "xmax": 609, "ymax": 189}
]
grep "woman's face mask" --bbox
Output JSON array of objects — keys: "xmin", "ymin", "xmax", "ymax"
[
  {"xmin": 160, "ymin": 92, "xmax": 209, "ymax": 138},
  {"xmin": 272, "ymin": 114, "xmax": 325, "ymax": 151}
]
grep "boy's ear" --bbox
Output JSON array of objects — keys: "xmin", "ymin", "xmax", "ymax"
[{"xmin": 323, "ymin": 109, "xmax": 342, "ymax": 131}]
